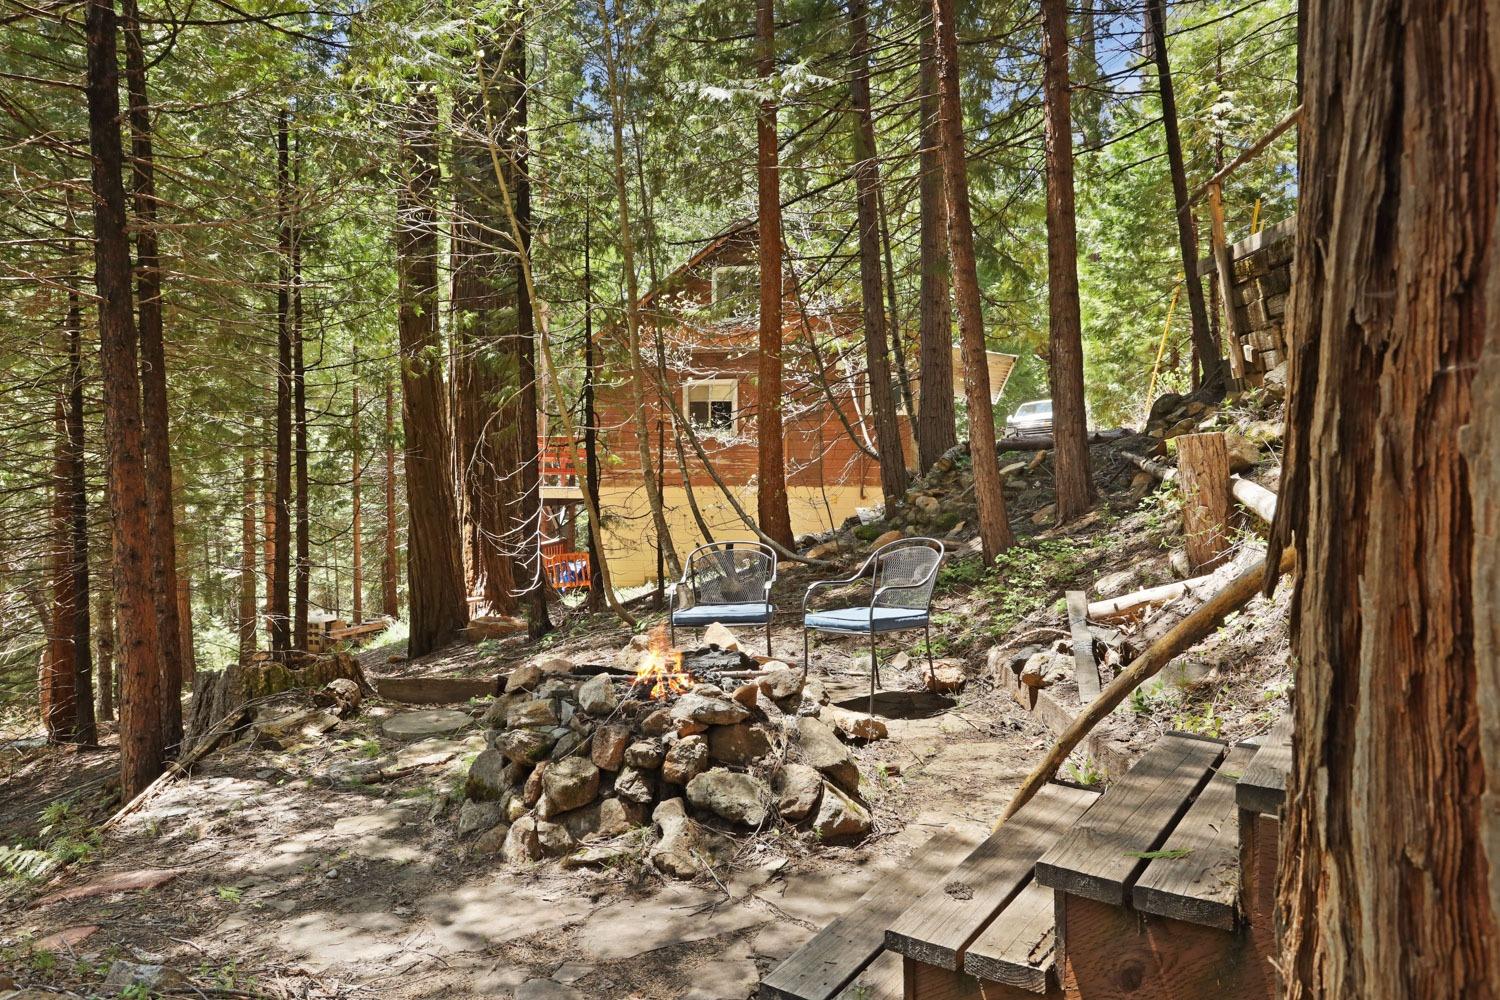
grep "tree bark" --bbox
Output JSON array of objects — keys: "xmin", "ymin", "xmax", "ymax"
[
  {"xmin": 43, "ymin": 397, "xmax": 78, "ymax": 741},
  {"xmin": 239, "ymin": 449, "xmax": 257, "ymax": 663},
  {"xmin": 65, "ymin": 288, "xmax": 95, "ymax": 742},
  {"xmin": 1040, "ymin": 0, "xmax": 1093, "ymax": 525},
  {"xmin": 1270, "ymin": 0, "xmax": 1499, "ymax": 989},
  {"xmin": 121, "ymin": 0, "xmax": 181, "ymax": 748},
  {"xmin": 95, "ymin": 587, "xmax": 114, "ymax": 723},
  {"xmin": 583, "ymin": 211, "xmax": 604, "ymax": 613},
  {"xmin": 351, "ymin": 384, "xmax": 363, "ymax": 625},
  {"xmin": 382, "ymin": 373, "xmax": 399, "ymax": 618},
  {"xmin": 292, "ymin": 161, "xmax": 310, "ymax": 652},
  {"xmin": 85, "ymin": 0, "xmax": 163, "ymax": 797},
  {"xmin": 914, "ymin": 8, "xmax": 957, "ymax": 473},
  {"xmin": 848, "ymin": 0, "xmax": 908, "ymax": 506},
  {"xmin": 930, "ymin": 0, "xmax": 1012, "ymax": 562},
  {"xmin": 270, "ymin": 112, "xmax": 293, "ymax": 654},
  {"xmin": 1145, "ymin": 0, "xmax": 1222, "ymax": 397},
  {"xmin": 755, "ymin": 0, "xmax": 794, "ymax": 549},
  {"xmin": 1176, "ymin": 432, "xmax": 1230, "ymax": 571},
  {"xmin": 395, "ymin": 93, "xmax": 468, "ymax": 658}
]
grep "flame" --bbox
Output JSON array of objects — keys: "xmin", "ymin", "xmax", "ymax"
[{"xmin": 634, "ymin": 624, "xmax": 691, "ymax": 700}]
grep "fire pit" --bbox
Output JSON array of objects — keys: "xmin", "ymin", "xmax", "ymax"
[{"xmin": 456, "ymin": 625, "xmax": 879, "ymax": 874}]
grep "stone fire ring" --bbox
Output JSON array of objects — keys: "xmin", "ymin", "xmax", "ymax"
[{"xmin": 382, "ymin": 709, "xmax": 474, "ymax": 742}]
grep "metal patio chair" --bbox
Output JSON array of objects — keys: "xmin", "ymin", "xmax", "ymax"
[
  {"xmin": 668, "ymin": 540, "xmax": 777, "ymax": 657},
  {"xmin": 802, "ymin": 537, "xmax": 946, "ymax": 715}
]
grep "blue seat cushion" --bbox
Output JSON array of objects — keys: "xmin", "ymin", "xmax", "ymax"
[
  {"xmin": 804, "ymin": 607, "xmax": 929, "ymax": 633},
  {"xmin": 672, "ymin": 602, "xmax": 773, "ymax": 626}
]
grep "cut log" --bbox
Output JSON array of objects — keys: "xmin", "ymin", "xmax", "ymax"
[
  {"xmin": 1176, "ymin": 432, "xmax": 1232, "ymax": 571},
  {"xmin": 186, "ymin": 650, "xmax": 373, "ymax": 751},
  {"xmin": 1231, "ymin": 475, "xmax": 1278, "ymax": 525},
  {"xmin": 1000, "ymin": 545, "xmax": 1295, "ymax": 823},
  {"xmin": 1087, "ymin": 576, "xmax": 1211, "ymax": 620}
]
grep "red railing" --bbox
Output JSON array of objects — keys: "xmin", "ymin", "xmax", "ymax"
[
  {"xmin": 539, "ymin": 437, "xmax": 578, "ymax": 485},
  {"xmin": 541, "ymin": 540, "xmax": 591, "ymax": 591}
]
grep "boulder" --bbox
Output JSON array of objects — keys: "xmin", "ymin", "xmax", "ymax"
[
  {"xmin": 503, "ymin": 816, "xmax": 543, "ymax": 864},
  {"xmin": 501, "ymin": 727, "xmax": 557, "ymax": 765},
  {"xmin": 1019, "ymin": 651, "xmax": 1069, "ymax": 690},
  {"xmin": 730, "ymin": 681, "xmax": 760, "ymax": 709},
  {"xmin": 672, "ymin": 686, "xmax": 750, "ymax": 726},
  {"xmin": 650, "ymin": 798, "xmax": 729, "ymax": 879},
  {"xmin": 591, "ymin": 723, "xmax": 630, "ymax": 771},
  {"xmin": 459, "ymin": 799, "xmax": 507, "ymax": 838},
  {"xmin": 913, "ymin": 494, "xmax": 940, "ymax": 516},
  {"xmin": 640, "ymin": 708, "xmax": 674, "ymax": 737},
  {"xmin": 507, "ymin": 699, "xmax": 559, "ymax": 729},
  {"xmin": 661, "ymin": 735, "xmax": 709, "ymax": 785},
  {"xmin": 473, "ymin": 821, "xmax": 511, "ymax": 855},
  {"xmin": 505, "ymin": 663, "xmax": 543, "ymax": 692},
  {"xmin": 1223, "ymin": 431, "xmax": 1262, "ymax": 473},
  {"xmin": 925, "ymin": 661, "xmax": 967, "ymax": 693},
  {"xmin": 1094, "ymin": 568, "xmax": 1138, "ymax": 597},
  {"xmin": 481, "ymin": 691, "xmax": 529, "ymax": 727},
  {"xmin": 1169, "ymin": 547, "xmax": 1192, "ymax": 578},
  {"xmin": 757, "ymin": 663, "xmax": 806, "ymax": 701},
  {"xmin": 812, "ymin": 781, "xmax": 872, "ymax": 841},
  {"xmin": 708, "ymin": 722, "xmax": 773, "ymax": 766},
  {"xmin": 703, "ymin": 622, "xmax": 740, "ymax": 651},
  {"xmin": 549, "ymin": 729, "xmax": 587, "ymax": 762},
  {"xmin": 562, "ymin": 797, "xmax": 645, "ymax": 841},
  {"xmin": 686, "ymin": 768, "xmax": 771, "ymax": 827},
  {"xmin": 822, "ymin": 706, "xmax": 888, "ymax": 742},
  {"xmin": 614, "ymin": 765, "xmax": 656, "ymax": 804},
  {"xmin": 541, "ymin": 757, "xmax": 601, "ymax": 815},
  {"xmin": 535, "ymin": 818, "xmax": 576, "ymax": 857},
  {"xmin": 795, "ymin": 716, "xmax": 860, "ymax": 794},
  {"xmin": 465, "ymin": 749, "xmax": 512, "ymax": 802},
  {"xmin": 773, "ymin": 763, "xmax": 823, "ymax": 822},
  {"xmin": 806, "ymin": 541, "xmax": 841, "ymax": 560},
  {"xmin": 536, "ymin": 654, "xmax": 574, "ymax": 676},
  {"xmin": 625, "ymin": 739, "xmax": 665, "ymax": 769},
  {"xmin": 578, "ymin": 674, "xmax": 618, "ymax": 716},
  {"xmin": 871, "ymin": 529, "xmax": 903, "ymax": 549}
]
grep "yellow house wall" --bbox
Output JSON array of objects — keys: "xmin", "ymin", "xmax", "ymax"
[{"xmin": 595, "ymin": 482, "xmax": 879, "ymax": 589}]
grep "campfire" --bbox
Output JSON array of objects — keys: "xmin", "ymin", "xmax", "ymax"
[{"xmin": 632, "ymin": 625, "xmax": 693, "ymax": 700}]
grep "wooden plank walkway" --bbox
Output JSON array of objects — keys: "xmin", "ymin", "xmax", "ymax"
[
  {"xmin": 1034, "ymin": 733, "xmax": 1224, "ymax": 905},
  {"xmin": 1237, "ymin": 712, "xmax": 1293, "ymax": 815},
  {"xmin": 961, "ymin": 880, "xmax": 1059, "ymax": 992},
  {"xmin": 1132, "ymin": 742, "xmax": 1257, "ymax": 930}
]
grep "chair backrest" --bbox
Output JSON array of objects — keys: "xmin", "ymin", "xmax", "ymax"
[
  {"xmin": 871, "ymin": 538, "xmax": 945, "ymax": 611},
  {"xmin": 684, "ymin": 541, "xmax": 776, "ymax": 606}
]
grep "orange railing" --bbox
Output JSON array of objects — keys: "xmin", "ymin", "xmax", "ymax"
[
  {"xmin": 541, "ymin": 540, "xmax": 591, "ymax": 591},
  {"xmin": 539, "ymin": 437, "xmax": 579, "ymax": 485}
]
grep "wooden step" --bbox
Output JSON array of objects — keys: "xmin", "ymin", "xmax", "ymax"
[
  {"xmin": 962, "ymin": 880, "xmax": 1061, "ymax": 995},
  {"xmin": 1132, "ymin": 743, "xmax": 1258, "ymax": 930},
  {"xmin": 760, "ymin": 828, "xmax": 981, "ymax": 1000},
  {"xmin": 1034, "ymin": 733, "xmax": 1225, "ymax": 905},
  {"xmin": 884, "ymin": 783, "xmax": 1097, "ymax": 998},
  {"xmin": 1237, "ymin": 712, "xmax": 1293, "ymax": 816}
]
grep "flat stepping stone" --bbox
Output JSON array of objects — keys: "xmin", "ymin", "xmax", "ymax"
[{"xmin": 381, "ymin": 709, "xmax": 473, "ymax": 741}]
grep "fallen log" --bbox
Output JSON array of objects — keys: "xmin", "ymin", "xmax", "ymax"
[
  {"xmin": 1087, "ymin": 575, "xmax": 1216, "ymax": 620},
  {"xmin": 999, "ymin": 545, "xmax": 1296, "ymax": 824},
  {"xmin": 1122, "ymin": 450, "xmax": 1279, "ymax": 527},
  {"xmin": 997, "ymin": 428, "xmax": 1133, "ymax": 452}
]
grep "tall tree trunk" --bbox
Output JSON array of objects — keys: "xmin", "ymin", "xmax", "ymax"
[
  {"xmin": 85, "ymin": 0, "xmax": 163, "ymax": 797},
  {"xmin": 1040, "ymin": 0, "xmax": 1093, "ymax": 524},
  {"xmin": 121, "ymin": 0, "xmax": 181, "ymax": 749},
  {"xmin": 1146, "ymin": 0, "xmax": 1222, "ymax": 397},
  {"xmin": 914, "ymin": 9, "xmax": 956, "ymax": 473},
  {"xmin": 848, "ymin": 0, "xmax": 908, "ymax": 506},
  {"xmin": 351, "ymin": 383, "xmax": 363, "ymax": 625},
  {"xmin": 65, "ymin": 288, "xmax": 95, "ymax": 742},
  {"xmin": 43, "ymin": 398, "xmax": 78, "ymax": 741},
  {"xmin": 755, "ymin": 0, "xmax": 795, "ymax": 549},
  {"xmin": 239, "ymin": 448, "xmax": 257, "ymax": 663},
  {"xmin": 395, "ymin": 93, "xmax": 468, "ymax": 657},
  {"xmin": 876, "ymin": 186, "xmax": 915, "ymax": 419},
  {"xmin": 930, "ymin": 0, "xmax": 1013, "ymax": 561},
  {"xmin": 1271, "ymin": 0, "xmax": 1500, "ymax": 991},
  {"xmin": 270, "ymin": 112, "xmax": 293, "ymax": 654},
  {"xmin": 292, "ymin": 163, "xmax": 310, "ymax": 651},
  {"xmin": 583, "ymin": 210, "xmax": 604, "ymax": 613},
  {"xmin": 382, "ymin": 373, "xmax": 399, "ymax": 618},
  {"xmin": 594, "ymin": 0, "xmax": 682, "ymax": 577},
  {"xmin": 95, "ymin": 587, "xmax": 114, "ymax": 723}
]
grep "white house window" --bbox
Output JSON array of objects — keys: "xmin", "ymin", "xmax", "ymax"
[
  {"xmin": 710, "ymin": 266, "xmax": 758, "ymax": 313},
  {"xmin": 685, "ymin": 379, "xmax": 738, "ymax": 435}
]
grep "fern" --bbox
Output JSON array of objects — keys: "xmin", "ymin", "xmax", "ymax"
[{"xmin": 0, "ymin": 845, "xmax": 58, "ymax": 881}]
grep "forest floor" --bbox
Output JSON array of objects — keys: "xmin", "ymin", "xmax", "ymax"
[{"xmin": 0, "ymin": 409, "xmax": 1294, "ymax": 999}]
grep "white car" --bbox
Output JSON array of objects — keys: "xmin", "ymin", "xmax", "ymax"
[{"xmin": 1006, "ymin": 399, "xmax": 1054, "ymax": 437}]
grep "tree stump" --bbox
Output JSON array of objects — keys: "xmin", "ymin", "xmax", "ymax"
[{"xmin": 1176, "ymin": 432, "xmax": 1231, "ymax": 571}]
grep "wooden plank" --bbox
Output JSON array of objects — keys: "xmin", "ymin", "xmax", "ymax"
[
  {"xmin": 831, "ymin": 949, "xmax": 902, "ymax": 1000},
  {"xmin": 375, "ymin": 676, "xmax": 498, "ymax": 705},
  {"xmin": 1133, "ymin": 743, "xmax": 1257, "ymax": 930},
  {"xmin": 885, "ymin": 784, "xmax": 1097, "ymax": 971},
  {"xmin": 1034, "ymin": 734, "xmax": 1224, "ymax": 905},
  {"xmin": 760, "ymin": 828, "xmax": 982, "ymax": 1000},
  {"xmin": 1064, "ymin": 592, "xmax": 1101, "ymax": 704},
  {"xmin": 1237, "ymin": 712, "xmax": 1293, "ymax": 815},
  {"xmin": 963, "ymin": 880, "xmax": 1060, "ymax": 993}
]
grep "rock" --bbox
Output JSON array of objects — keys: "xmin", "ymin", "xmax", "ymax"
[
  {"xmin": 913, "ymin": 494, "xmax": 941, "ymax": 517},
  {"xmin": 1243, "ymin": 419, "xmax": 1284, "ymax": 445},
  {"xmin": 625, "ymin": 739, "xmax": 665, "ymax": 769},
  {"xmin": 676, "ymin": 718, "xmax": 710, "ymax": 737},
  {"xmin": 614, "ymin": 765, "xmax": 656, "ymax": 804},
  {"xmin": 380, "ymin": 708, "xmax": 468, "ymax": 742},
  {"xmin": 640, "ymin": 708, "xmax": 674, "ymax": 737},
  {"xmin": 1224, "ymin": 431, "xmax": 1262, "ymax": 473},
  {"xmin": 811, "ymin": 781, "xmax": 872, "ymax": 842},
  {"xmin": 502, "ymin": 727, "xmax": 558, "ymax": 765},
  {"xmin": 465, "ymin": 751, "xmax": 512, "ymax": 802},
  {"xmin": 1026, "ymin": 450, "xmax": 1048, "ymax": 472},
  {"xmin": 795, "ymin": 716, "xmax": 860, "ymax": 794},
  {"xmin": 871, "ymin": 528, "xmax": 903, "ymax": 549},
  {"xmin": 316, "ymin": 677, "xmax": 363, "ymax": 718},
  {"xmin": 535, "ymin": 818, "xmax": 577, "ymax": 857},
  {"xmin": 731, "ymin": 681, "xmax": 760, "ymax": 709},
  {"xmin": 503, "ymin": 816, "xmax": 543, "ymax": 863},
  {"xmin": 505, "ymin": 796, "xmax": 529, "ymax": 823},
  {"xmin": 103, "ymin": 961, "xmax": 189, "ymax": 991},
  {"xmin": 773, "ymin": 763, "xmax": 823, "ymax": 822},
  {"xmin": 562, "ymin": 797, "xmax": 645, "ymax": 841},
  {"xmin": 686, "ymin": 768, "xmax": 771, "ymax": 827},
  {"xmin": 549, "ymin": 729, "xmax": 587, "ymax": 762},
  {"xmin": 591, "ymin": 723, "xmax": 630, "ymax": 771},
  {"xmin": 542, "ymin": 757, "xmax": 601, "ymax": 815},
  {"xmin": 672, "ymin": 686, "xmax": 750, "ymax": 726},
  {"xmin": 999, "ymin": 461, "xmax": 1028, "ymax": 480},
  {"xmin": 1019, "ymin": 651, "xmax": 1069, "ymax": 690},
  {"xmin": 481, "ymin": 691, "xmax": 529, "ymax": 727},
  {"xmin": 757, "ymin": 663, "xmax": 806, "ymax": 701},
  {"xmin": 473, "ymin": 821, "xmax": 511, "ymax": 855},
  {"xmin": 506, "ymin": 663, "xmax": 544, "ymax": 692},
  {"xmin": 524, "ymin": 763, "xmax": 547, "ymax": 807},
  {"xmin": 564, "ymin": 841, "xmax": 638, "ymax": 870},
  {"xmin": 822, "ymin": 706, "xmax": 888, "ymax": 742},
  {"xmin": 1094, "ymin": 568, "xmax": 1138, "ymax": 597},
  {"xmin": 925, "ymin": 661, "xmax": 967, "ymax": 693},
  {"xmin": 806, "ymin": 541, "xmax": 841, "ymax": 560},
  {"xmin": 1030, "ymin": 503, "xmax": 1057, "ymax": 526},
  {"xmin": 507, "ymin": 699, "xmax": 559, "ymax": 729},
  {"xmin": 536, "ymin": 654, "xmax": 574, "ymax": 676},
  {"xmin": 708, "ymin": 722, "xmax": 773, "ymax": 766},
  {"xmin": 703, "ymin": 622, "xmax": 740, "ymax": 651},
  {"xmin": 1169, "ymin": 547, "xmax": 1192, "ymax": 578},
  {"xmin": 578, "ymin": 675, "xmax": 618, "ymax": 716},
  {"xmin": 661, "ymin": 734, "xmax": 709, "ymax": 785},
  {"xmin": 650, "ymin": 797, "xmax": 729, "ymax": 879}
]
